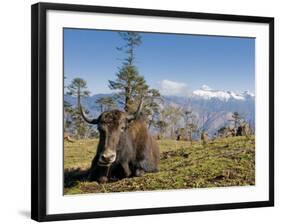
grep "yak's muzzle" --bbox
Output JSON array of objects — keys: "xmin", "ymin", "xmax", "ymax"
[{"xmin": 98, "ymin": 150, "xmax": 116, "ymax": 166}]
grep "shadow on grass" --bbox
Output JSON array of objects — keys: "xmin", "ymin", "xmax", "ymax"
[{"xmin": 64, "ymin": 168, "xmax": 90, "ymax": 188}]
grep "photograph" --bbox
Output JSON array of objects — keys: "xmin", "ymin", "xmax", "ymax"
[
  {"xmin": 63, "ymin": 28, "xmax": 256, "ymax": 195},
  {"xmin": 0, "ymin": 0, "xmax": 277, "ymax": 223},
  {"xmin": 31, "ymin": 2, "xmax": 274, "ymax": 221}
]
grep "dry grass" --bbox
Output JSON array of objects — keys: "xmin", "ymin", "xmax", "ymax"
[{"xmin": 64, "ymin": 136, "xmax": 255, "ymax": 195}]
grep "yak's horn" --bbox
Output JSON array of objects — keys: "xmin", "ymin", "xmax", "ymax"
[
  {"xmin": 126, "ymin": 97, "xmax": 144, "ymax": 121},
  {"xmin": 80, "ymin": 104, "xmax": 98, "ymax": 124}
]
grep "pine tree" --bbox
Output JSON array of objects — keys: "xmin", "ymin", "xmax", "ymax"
[
  {"xmin": 109, "ymin": 65, "xmax": 149, "ymax": 112},
  {"xmin": 144, "ymin": 88, "xmax": 162, "ymax": 128},
  {"xmin": 64, "ymin": 76, "xmax": 74, "ymax": 134},
  {"xmin": 67, "ymin": 78, "xmax": 90, "ymax": 107},
  {"xmin": 64, "ymin": 100, "xmax": 74, "ymax": 134},
  {"xmin": 117, "ymin": 32, "xmax": 142, "ymax": 66},
  {"xmin": 67, "ymin": 78, "xmax": 91, "ymax": 139},
  {"xmin": 155, "ymin": 120, "xmax": 168, "ymax": 139},
  {"xmin": 95, "ymin": 96, "xmax": 116, "ymax": 113},
  {"xmin": 161, "ymin": 105, "xmax": 183, "ymax": 138},
  {"xmin": 109, "ymin": 32, "xmax": 149, "ymax": 113},
  {"xmin": 183, "ymin": 110, "xmax": 198, "ymax": 143}
]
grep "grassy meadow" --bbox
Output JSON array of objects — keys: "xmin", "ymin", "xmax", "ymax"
[{"xmin": 64, "ymin": 136, "xmax": 255, "ymax": 195}]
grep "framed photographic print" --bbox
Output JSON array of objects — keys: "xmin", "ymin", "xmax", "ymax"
[{"xmin": 31, "ymin": 2, "xmax": 274, "ymax": 222}]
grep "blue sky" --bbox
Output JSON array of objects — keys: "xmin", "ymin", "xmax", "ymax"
[{"xmin": 64, "ymin": 28, "xmax": 255, "ymax": 96}]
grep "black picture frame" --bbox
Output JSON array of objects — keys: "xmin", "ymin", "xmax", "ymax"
[{"xmin": 31, "ymin": 2, "xmax": 274, "ymax": 222}]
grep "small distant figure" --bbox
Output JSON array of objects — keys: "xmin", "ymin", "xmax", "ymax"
[
  {"xmin": 236, "ymin": 126, "xmax": 243, "ymax": 136},
  {"xmin": 201, "ymin": 131, "xmax": 209, "ymax": 145},
  {"xmin": 224, "ymin": 127, "xmax": 235, "ymax": 138},
  {"xmin": 213, "ymin": 133, "xmax": 217, "ymax": 140},
  {"xmin": 64, "ymin": 132, "xmax": 75, "ymax": 143},
  {"xmin": 176, "ymin": 134, "xmax": 182, "ymax": 141},
  {"xmin": 236, "ymin": 122, "xmax": 251, "ymax": 137}
]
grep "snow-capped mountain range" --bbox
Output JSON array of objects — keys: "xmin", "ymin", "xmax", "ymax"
[
  {"xmin": 65, "ymin": 85, "xmax": 255, "ymax": 135},
  {"xmin": 162, "ymin": 85, "xmax": 254, "ymax": 135},
  {"xmin": 192, "ymin": 85, "xmax": 254, "ymax": 101}
]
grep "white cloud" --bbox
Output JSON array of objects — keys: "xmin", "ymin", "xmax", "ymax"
[
  {"xmin": 158, "ymin": 79, "xmax": 189, "ymax": 96},
  {"xmin": 200, "ymin": 84, "xmax": 212, "ymax": 91}
]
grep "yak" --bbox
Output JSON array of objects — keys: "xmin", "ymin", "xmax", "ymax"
[
  {"xmin": 236, "ymin": 123, "xmax": 251, "ymax": 137},
  {"xmin": 80, "ymin": 100, "xmax": 160, "ymax": 183}
]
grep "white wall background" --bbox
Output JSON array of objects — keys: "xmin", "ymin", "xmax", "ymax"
[{"xmin": 0, "ymin": 0, "xmax": 279, "ymax": 223}]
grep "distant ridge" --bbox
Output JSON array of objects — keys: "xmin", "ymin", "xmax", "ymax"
[{"xmin": 64, "ymin": 85, "xmax": 255, "ymax": 135}]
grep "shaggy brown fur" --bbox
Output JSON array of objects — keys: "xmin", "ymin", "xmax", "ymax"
[{"xmin": 81, "ymin": 109, "xmax": 160, "ymax": 183}]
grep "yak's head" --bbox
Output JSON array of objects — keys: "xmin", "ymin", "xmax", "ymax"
[{"xmin": 80, "ymin": 100, "xmax": 143, "ymax": 166}]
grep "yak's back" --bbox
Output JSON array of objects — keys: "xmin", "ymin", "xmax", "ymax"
[{"xmin": 128, "ymin": 118, "xmax": 160, "ymax": 172}]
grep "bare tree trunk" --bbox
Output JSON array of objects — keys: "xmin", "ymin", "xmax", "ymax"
[
  {"xmin": 124, "ymin": 86, "xmax": 131, "ymax": 112},
  {"xmin": 77, "ymin": 86, "xmax": 81, "ymax": 108}
]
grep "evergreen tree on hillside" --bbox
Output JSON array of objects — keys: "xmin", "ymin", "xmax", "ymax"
[
  {"xmin": 109, "ymin": 32, "xmax": 161, "ymax": 114},
  {"xmin": 109, "ymin": 65, "xmax": 149, "ymax": 112},
  {"xmin": 117, "ymin": 32, "xmax": 142, "ymax": 66},
  {"xmin": 155, "ymin": 120, "xmax": 168, "ymax": 139},
  {"xmin": 64, "ymin": 100, "xmax": 74, "ymax": 133},
  {"xmin": 67, "ymin": 77, "xmax": 91, "ymax": 139},
  {"xmin": 183, "ymin": 110, "xmax": 198, "ymax": 144},
  {"xmin": 64, "ymin": 76, "xmax": 74, "ymax": 134},
  {"xmin": 109, "ymin": 32, "xmax": 145, "ymax": 112},
  {"xmin": 95, "ymin": 96, "xmax": 116, "ymax": 113},
  {"xmin": 161, "ymin": 106, "xmax": 183, "ymax": 138},
  {"xmin": 67, "ymin": 78, "xmax": 90, "ymax": 107},
  {"xmin": 145, "ymin": 89, "xmax": 162, "ymax": 129}
]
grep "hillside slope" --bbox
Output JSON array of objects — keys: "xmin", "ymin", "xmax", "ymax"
[{"xmin": 64, "ymin": 136, "xmax": 255, "ymax": 194}]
